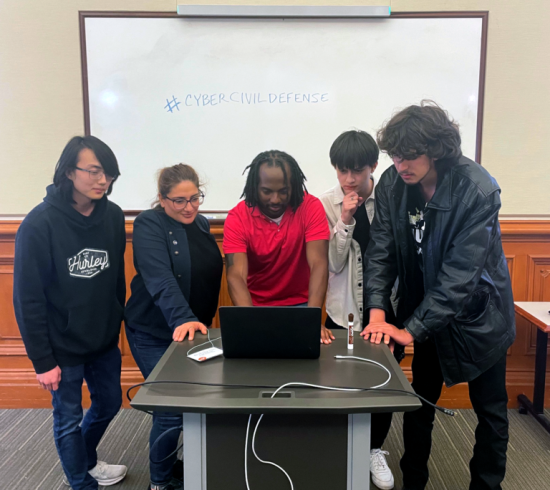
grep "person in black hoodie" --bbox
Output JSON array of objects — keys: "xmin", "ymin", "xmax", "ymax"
[
  {"xmin": 125, "ymin": 163, "xmax": 223, "ymax": 490},
  {"xmin": 13, "ymin": 136, "xmax": 128, "ymax": 490}
]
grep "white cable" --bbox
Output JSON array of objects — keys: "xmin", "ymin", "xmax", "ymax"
[
  {"xmin": 249, "ymin": 413, "xmax": 294, "ymax": 490},
  {"xmin": 186, "ymin": 329, "xmax": 221, "ymax": 357},
  {"xmin": 244, "ymin": 355, "xmax": 392, "ymax": 490},
  {"xmin": 245, "ymin": 415, "xmax": 252, "ymax": 490},
  {"xmin": 333, "ymin": 355, "xmax": 392, "ymax": 389},
  {"xmin": 273, "ymin": 381, "xmax": 361, "ymax": 396}
]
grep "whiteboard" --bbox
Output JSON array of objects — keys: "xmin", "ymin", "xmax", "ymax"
[{"xmin": 84, "ymin": 15, "xmax": 484, "ymax": 211}]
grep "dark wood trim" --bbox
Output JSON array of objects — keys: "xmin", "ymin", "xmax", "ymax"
[
  {"xmin": 476, "ymin": 12, "xmax": 489, "ymax": 164},
  {"xmin": 79, "ymin": 12, "xmax": 91, "ymax": 136},
  {"xmin": 79, "ymin": 11, "xmax": 179, "ymax": 19},
  {"xmin": 0, "ymin": 345, "xmax": 27, "ymax": 356},
  {"xmin": 0, "ymin": 256, "xmax": 14, "ymax": 266},
  {"xmin": 80, "ymin": 11, "xmax": 181, "ymax": 134},
  {"xmin": 390, "ymin": 11, "xmax": 489, "ymax": 18},
  {"xmin": 81, "ymin": 10, "xmax": 489, "ymax": 19},
  {"xmin": 123, "ymin": 210, "xmax": 228, "ymax": 217},
  {"xmin": 208, "ymin": 219, "xmax": 227, "ymax": 227},
  {"xmin": 392, "ymin": 11, "xmax": 489, "ymax": 164},
  {"xmin": 499, "ymin": 221, "xmax": 550, "ymax": 242},
  {"xmin": 3, "ymin": 220, "xmax": 550, "ymax": 237},
  {"xmin": 0, "ymin": 222, "xmax": 21, "ymax": 241}
]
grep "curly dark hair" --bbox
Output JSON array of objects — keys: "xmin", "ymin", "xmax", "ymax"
[
  {"xmin": 241, "ymin": 150, "xmax": 307, "ymax": 212},
  {"xmin": 377, "ymin": 100, "xmax": 462, "ymax": 161}
]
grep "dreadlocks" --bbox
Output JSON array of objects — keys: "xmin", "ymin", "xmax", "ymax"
[{"xmin": 240, "ymin": 150, "xmax": 308, "ymax": 212}]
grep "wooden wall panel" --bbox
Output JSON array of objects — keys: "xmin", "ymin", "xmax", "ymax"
[
  {"xmin": 527, "ymin": 255, "xmax": 550, "ymax": 301},
  {"xmin": 0, "ymin": 219, "xmax": 549, "ymax": 409},
  {"xmin": 0, "ymin": 263, "xmax": 18, "ymax": 340}
]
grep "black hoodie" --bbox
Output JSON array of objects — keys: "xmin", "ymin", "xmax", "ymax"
[{"xmin": 13, "ymin": 185, "xmax": 126, "ymax": 374}]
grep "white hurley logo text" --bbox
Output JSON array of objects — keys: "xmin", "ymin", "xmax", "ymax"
[{"xmin": 67, "ymin": 249, "xmax": 110, "ymax": 278}]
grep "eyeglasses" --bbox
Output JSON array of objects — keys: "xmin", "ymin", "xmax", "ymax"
[
  {"xmin": 75, "ymin": 166, "xmax": 115, "ymax": 183},
  {"xmin": 163, "ymin": 193, "xmax": 205, "ymax": 210}
]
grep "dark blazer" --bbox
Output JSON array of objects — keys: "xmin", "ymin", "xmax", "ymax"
[
  {"xmin": 364, "ymin": 156, "xmax": 515, "ymax": 386},
  {"xmin": 125, "ymin": 209, "xmax": 214, "ymax": 340}
]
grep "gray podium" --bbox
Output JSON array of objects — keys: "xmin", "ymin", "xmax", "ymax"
[{"xmin": 131, "ymin": 330, "xmax": 420, "ymax": 490}]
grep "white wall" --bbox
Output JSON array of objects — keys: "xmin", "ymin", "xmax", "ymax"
[{"xmin": 1, "ymin": 0, "xmax": 549, "ymax": 216}]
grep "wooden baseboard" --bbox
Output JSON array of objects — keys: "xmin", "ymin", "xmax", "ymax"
[{"xmin": 0, "ymin": 369, "xmax": 144, "ymax": 409}]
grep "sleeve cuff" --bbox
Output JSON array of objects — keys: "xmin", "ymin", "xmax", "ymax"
[
  {"xmin": 364, "ymin": 294, "xmax": 392, "ymax": 314},
  {"xmin": 32, "ymin": 355, "xmax": 58, "ymax": 375},
  {"xmin": 222, "ymin": 248, "xmax": 247, "ymax": 254},
  {"xmin": 403, "ymin": 315, "xmax": 429, "ymax": 343},
  {"xmin": 170, "ymin": 314, "xmax": 199, "ymax": 331},
  {"xmin": 335, "ymin": 217, "xmax": 356, "ymax": 235}
]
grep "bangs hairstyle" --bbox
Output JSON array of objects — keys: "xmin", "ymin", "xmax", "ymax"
[
  {"xmin": 377, "ymin": 100, "xmax": 462, "ymax": 161},
  {"xmin": 241, "ymin": 150, "xmax": 308, "ymax": 212},
  {"xmin": 153, "ymin": 163, "xmax": 204, "ymax": 210},
  {"xmin": 330, "ymin": 130, "xmax": 379, "ymax": 170},
  {"xmin": 53, "ymin": 135, "xmax": 120, "ymax": 202}
]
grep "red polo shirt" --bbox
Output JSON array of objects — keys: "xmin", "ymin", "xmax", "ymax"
[{"xmin": 223, "ymin": 193, "xmax": 330, "ymax": 306}]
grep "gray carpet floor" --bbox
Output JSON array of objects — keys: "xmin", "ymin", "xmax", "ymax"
[{"xmin": 0, "ymin": 408, "xmax": 549, "ymax": 489}]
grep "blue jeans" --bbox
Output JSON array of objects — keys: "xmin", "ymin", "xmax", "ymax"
[
  {"xmin": 51, "ymin": 346, "xmax": 122, "ymax": 490},
  {"xmin": 125, "ymin": 326, "xmax": 182, "ymax": 486}
]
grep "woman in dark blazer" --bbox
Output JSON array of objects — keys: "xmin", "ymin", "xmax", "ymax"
[{"xmin": 125, "ymin": 164, "xmax": 223, "ymax": 490}]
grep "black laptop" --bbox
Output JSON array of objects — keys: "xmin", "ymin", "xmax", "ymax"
[{"xmin": 219, "ymin": 306, "xmax": 322, "ymax": 359}]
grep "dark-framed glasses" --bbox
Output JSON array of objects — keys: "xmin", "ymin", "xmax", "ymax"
[
  {"xmin": 75, "ymin": 166, "xmax": 115, "ymax": 183},
  {"xmin": 163, "ymin": 192, "xmax": 205, "ymax": 209}
]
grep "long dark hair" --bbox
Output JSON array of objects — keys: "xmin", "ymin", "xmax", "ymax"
[
  {"xmin": 240, "ymin": 150, "xmax": 308, "ymax": 212},
  {"xmin": 377, "ymin": 100, "xmax": 462, "ymax": 161},
  {"xmin": 53, "ymin": 136, "xmax": 120, "ymax": 202}
]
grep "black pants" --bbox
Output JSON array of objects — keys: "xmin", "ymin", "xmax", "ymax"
[
  {"xmin": 325, "ymin": 315, "xmax": 393, "ymax": 450},
  {"xmin": 401, "ymin": 338, "xmax": 509, "ymax": 490}
]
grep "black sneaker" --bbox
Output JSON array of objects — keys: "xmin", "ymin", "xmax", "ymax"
[{"xmin": 149, "ymin": 484, "xmax": 179, "ymax": 490}]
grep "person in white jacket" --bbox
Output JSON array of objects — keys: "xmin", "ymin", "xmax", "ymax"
[{"xmin": 320, "ymin": 130, "xmax": 395, "ymax": 490}]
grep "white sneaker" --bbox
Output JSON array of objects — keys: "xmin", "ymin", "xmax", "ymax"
[
  {"xmin": 63, "ymin": 460, "xmax": 127, "ymax": 487},
  {"xmin": 370, "ymin": 449, "xmax": 395, "ymax": 489}
]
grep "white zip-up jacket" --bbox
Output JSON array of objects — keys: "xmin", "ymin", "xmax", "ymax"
[{"xmin": 319, "ymin": 181, "xmax": 376, "ymax": 331}]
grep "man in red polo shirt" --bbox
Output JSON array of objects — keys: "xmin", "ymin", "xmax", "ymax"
[{"xmin": 223, "ymin": 150, "xmax": 334, "ymax": 343}]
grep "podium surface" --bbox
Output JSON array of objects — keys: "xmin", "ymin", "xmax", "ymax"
[
  {"xmin": 131, "ymin": 330, "xmax": 420, "ymax": 489},
  {"xmin": 131, "ymin": 330, "xmax": 420, "ymax": 414}
]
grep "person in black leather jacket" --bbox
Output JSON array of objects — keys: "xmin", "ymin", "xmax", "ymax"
[{"xmin": 361, "ymin": 101, "xmax": 515, "ymax": 490}]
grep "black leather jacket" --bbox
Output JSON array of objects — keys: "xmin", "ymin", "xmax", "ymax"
[{"xmin": 364, "ymin": 156, "xmax": 515, "ymax": 386}]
